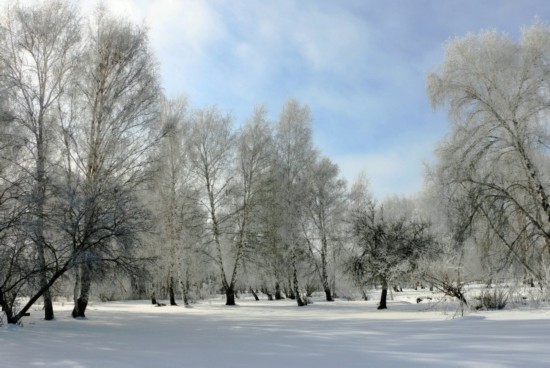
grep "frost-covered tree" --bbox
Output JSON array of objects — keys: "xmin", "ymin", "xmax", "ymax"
[
  {"xmin": 65, "ymin": 6, "xmax": 160, "ymax": 318},
  {"xmin": 303, "ymin": 156, "xmax": 347, "ymax": 301},
  {"xmin": 428, "ymin": 23, "xmax": 550, "ymax": 285},
  {"xmin": 0, "ymin": 0, "xmax": 81, "ymax": 321},
  {"xmin": 147, "ymin": 97, "xmax": 189, "ymax": 305},
  {"xmin": 146, "ymin": 96, "xmax": 209, "ymax": 306},
  {"xmin": 349, "ymin": 198, "xmax": 435, "ymax": 309},
  {"xmin": 224, "ymin": 106, "xmax": 275, "ymax": 304},
  {"xmin": 186, "ymin": 107, "xmax": 238, "ymax": 305},
  {"xmin": 0, "ymin": 66, "xmax": 29, "ymax": 324},
  {"xmin": 273, "ymin": 99, "xmax": 317, "ymax": 306}
]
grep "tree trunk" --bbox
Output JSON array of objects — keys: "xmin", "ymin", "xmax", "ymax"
[
  {"xmin": 293, "ymin": 263, "xmax": 305, "ymax": 307},
  {"xmin": 38, "ymin": 251, "xmax": 54, "ymax": 320},
  {"xmin": 73, "ymin": 263, "xmax": 91, "ymax": 318},
  {"xmin": 320, "ymin": 231, "xmax": 333, "ymax": 302},
  {"xmin": 36, "ymin": 143, "xmax": 54, "ymax": 321},
  {"xmin": 324, "ymin": 287, "xmax": 333, "ymax": 302},
  {"xmin": 73, "ymin": 265, "xmax": 81, "ymax": 309},
  {"xmin": 225, "ymin": 285, "xmax": 236, "ymax": 306},
  {"xmin": 151, "ymin": 291, "xmax": 157, "ymax": 305},
  {"xmin": 275, "ymin": 282, "xmax": 283, "ymax": 300},
  {"xmin": 169, "ymin": 276, "xmax": 177, "ymax": 306},
  {"xmin": 262, "ymin": 288, "xmax": 273, "ymax": 301},
  {"xmin": 43, "ymin": 300, "xmax": 54, "ymax": 321},
  {"xmin": 331, "ymin": 276, "xmax": 338, "ymax": 299},
  {"xmin": 7, "ymin": 315, "xmax": 17, "ymax": 324},
  {"xmin": 286, "ymin": 279, "xmax": 295, "ymax": 299},
  {"xmin": 249, "ymin": 287, "xmax": 259, "ymax": 301},
  {"xmin": 0, "ymin": 291, "xmax": 15, "ymax": 324},
  {"xmin": 378, "ymin": 277, "xmax": 388, "ymax": 310},
  {"xmin": 181, "ymin": 280, "xmax": 190, "ymax": 306}
]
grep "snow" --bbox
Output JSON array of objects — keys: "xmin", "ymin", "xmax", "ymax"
[{"xmin": 2, "ymin": 292, "xmax": 550, "ymax": 367}]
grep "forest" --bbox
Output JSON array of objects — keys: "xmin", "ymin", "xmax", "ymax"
[{"xmin": 2, "ymin": 0, "xmax": 550, "ymax": 330}]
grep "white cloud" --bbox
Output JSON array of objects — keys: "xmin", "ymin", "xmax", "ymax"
[
  {"xmin": 146, "ymin": 0, "xmax": 223, "ymax": 52},
  {"xmin": 289, "ymin": 6, "xmax": 369, "ymax": 76},
  {"xmin": 335, "ymin": 151, "xmax": 426, "ymax": 200}
]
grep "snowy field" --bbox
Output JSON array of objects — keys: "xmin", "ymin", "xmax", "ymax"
[{"xmin": 2, "ymin": 291, "xmax": 550, "ymax": 367}]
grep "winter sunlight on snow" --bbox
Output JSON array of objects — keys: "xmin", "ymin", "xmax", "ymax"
[
  {"xmin": 3, "ymin": 294, "xmax": 550, "ymax": 368},
  {"xmin": 0, "ymin": 291, "xmax": 550, "ymax": 368}
]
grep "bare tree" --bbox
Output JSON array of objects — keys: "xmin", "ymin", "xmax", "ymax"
[
  {"xmin": 0, "ymin": 76, "xmax": 29, "ymax": 324},
  {"xmin": 147, "ymin": 96, "xmax": 193, "ymax": 305},
  {"xmin": 0, "ymin": 0, "xmax": 81, "ymax": 320},
  {"xmin": 349, "ymin": 198, "xmax": 435, "ymax": 309},
  {"xmin": 303, "ymin": 156, "xmax": 347, "ymax": 301},
  {"xmin": 427, "ymin": 23, "xmax": 550, "ymax": 286},
  {"xmin": 225, "ymin": 106, "xmax": 274, "ymax": 304},
  {"xmin": 66, "ymin": 6, "xmax": 160, "ymax": 318},
  {"xmin": 273, "ymin": 99, "xmax": 317, "ymax": 306},
  {"xmin": 187, "ymin": 107, "xmax": 237, "ymax": 304}
]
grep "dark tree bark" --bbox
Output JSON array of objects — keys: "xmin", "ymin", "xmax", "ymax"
[
  {"xmin": 262, "ymin": 288, "xmax": 273, "ymax": 300},
  {"xmin": 275, "ymin": 282, "xmax": 283, "ymax": 300},
  {"xmin": 225, "ymin": 285, "xmax": 236, "ymax": 306},
  {"xmin": 250, "ymin": 287, "xmax": 259, "ymax": 301},
  {"xmin": 169, "ymin": 277, "xmax": 177, "ymax": 306},
  {"xmin": 324, "ymin": 287, "xmax": 333, "ymax": 302},
  {"xmin": 73, "ymin": 264, "xmax": 91, "ymax": 318},
  {"xmin": 181, "ymin": 280, "xmax": 190, "ymax": 306},
  {"xmin": 293, "ymin": 263, "xmax": 306, "ymax": 307},
  {"xmin": 286, "ymin": 279, "xmax": 295, "ymax": 299},
  {"xmin": 377, "ymin": 277, "xmax": 388, "ymax": 310},
  {"xmin": 151, "ymin": 291, "xmax": 157, "ymax": 305},
  {"xmin": 0, "ymin": 291, "xmax": 15, "ymax": 324}
]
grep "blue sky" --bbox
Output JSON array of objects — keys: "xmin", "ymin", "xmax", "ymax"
[{"xmin": 80, "ymin": 0, "xmax": 550, "ymax": 198}]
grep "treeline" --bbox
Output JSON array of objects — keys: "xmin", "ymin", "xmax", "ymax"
[{"xmin": 2, "ymin": 1, "xmax": 550, "ymax": 326}]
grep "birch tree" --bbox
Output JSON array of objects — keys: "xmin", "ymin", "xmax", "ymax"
[
  {"xmin": 66, "ymin": 7, "xmax": 160, "ymax": 318},
  {"xmin": 226, "ymin": 106, "xmax": 274, "ymax": 304},
  {"xmin": 427, "ymin": 23, "xmax": 550, "ymax": 285},
  {"xmin": 0, "ymin": 0, "xmax": 80, "ymax": 320},
  {"xmin": 0, "ymin": 69, "xmax": 28, "ymax": 324},
  {"xmin": 274, "ymin": 99, "xmax": 317, "ymax": 306},
  {"xmin": 148, "ymin": 96, "xmax": 192, "ymax": 305},
  {"xmin": 187, "ymin": 107, "xmax": 237, "ymax": 305},
  {"xmin": 303, "ymin": 156, "xmax": 347, "ymax": 301}
]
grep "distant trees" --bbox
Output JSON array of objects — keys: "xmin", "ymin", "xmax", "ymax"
[{"xmin": 427, "ymin": 23, "xmax": 550, "ymax": 287}]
